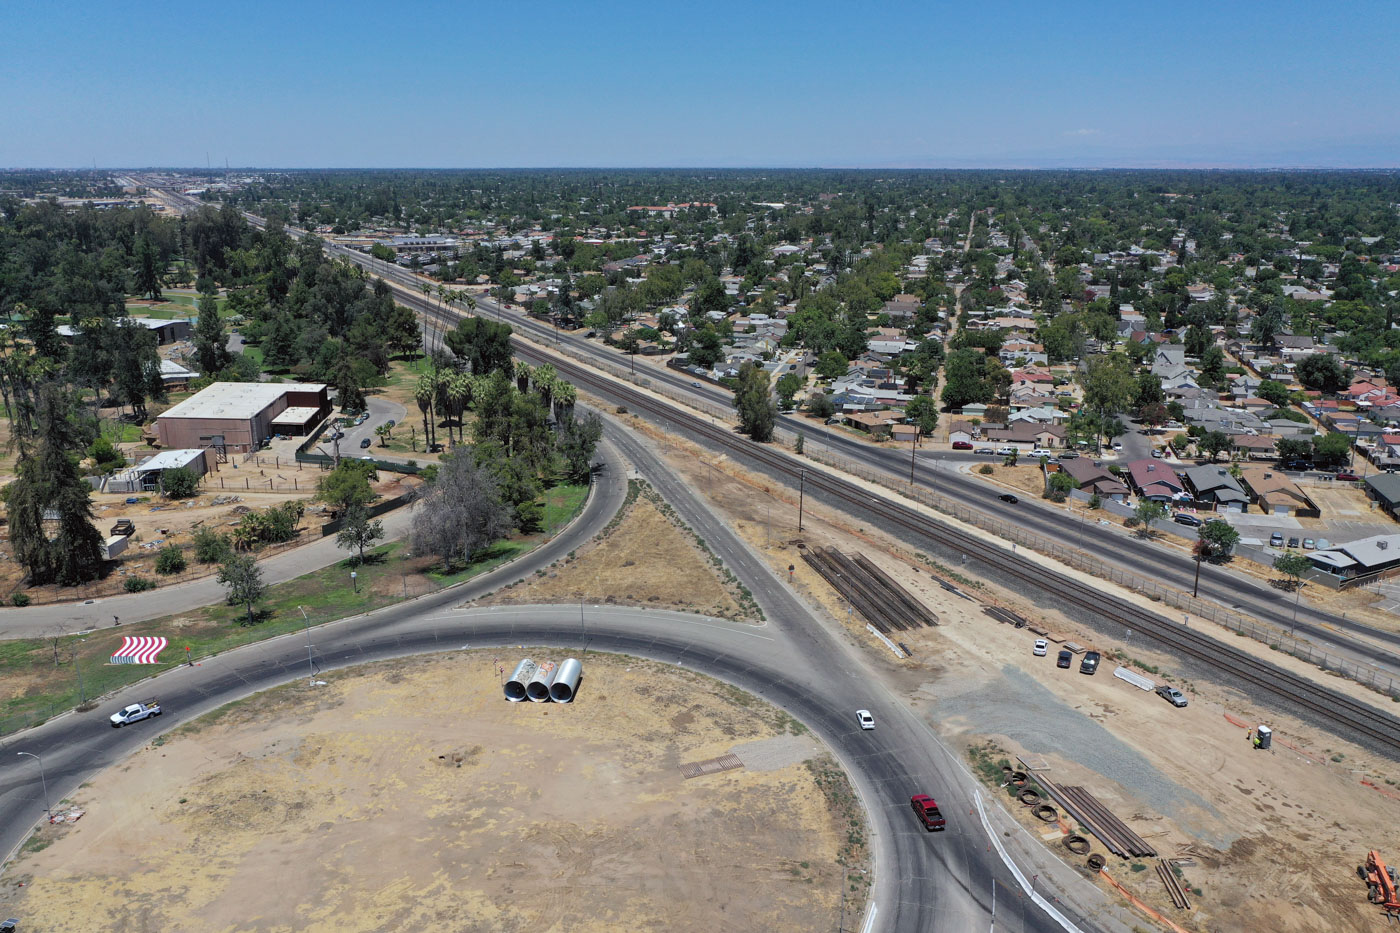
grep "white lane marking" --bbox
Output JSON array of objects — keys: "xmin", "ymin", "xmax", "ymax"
[
  {"xmin": 974, "ymin": 790, "xmax": 1083, "ymax": 933},
  {"xmin": 859, "ymin": 903, "xmax": 878, "ymax": 933}
]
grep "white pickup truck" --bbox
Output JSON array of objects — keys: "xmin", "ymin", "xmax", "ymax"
[{"xmin": 110, "ymin": 699, "xmax": 161, "ymax": 727}]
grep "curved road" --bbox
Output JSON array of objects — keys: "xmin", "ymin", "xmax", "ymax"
[{"xmin": 0, "ymin": 412, "xmax": 1119, "ymax": 933}]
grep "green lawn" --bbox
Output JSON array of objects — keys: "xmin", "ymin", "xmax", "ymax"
[
  {"xmin": 100, "ymin": 420, "xmax": 144, "ymax": 443},
  {"xmin": 242, "ymin": 344, "xmax": 265, "ymax": 369},
  {"xmin": 0, "ymin": 481, "xmax": 591, "ymax": 736}
]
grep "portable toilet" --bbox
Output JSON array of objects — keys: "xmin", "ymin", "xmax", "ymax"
[{"xmin": 1255, "ymin": 725, "xmax": 1272, "ymax": 750}]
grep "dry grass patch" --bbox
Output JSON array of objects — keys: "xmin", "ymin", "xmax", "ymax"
[{"xmin": 486, "ymin": 481, "xmax": 760, "ymax": 621}]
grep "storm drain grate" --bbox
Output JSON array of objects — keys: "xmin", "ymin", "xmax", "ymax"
[{"xmin": 679, "ymin": 753, "xmax": 745, "ymax": 779}]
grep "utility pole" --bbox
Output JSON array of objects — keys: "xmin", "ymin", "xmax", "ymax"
[
  {"xmin": 797, "ymin": 469, "xmax": 806, "ymax": 532},
  {"xmin": 300, "ymin": 606, "xmax": 315, "ymax": 684},
  {"xmin": 1192, "ymin": 539, "xmax": 1204, "ymax": 598},
  {"xmin": 909, "ymin": 434, "xmax": 917, "ymax": 484}
]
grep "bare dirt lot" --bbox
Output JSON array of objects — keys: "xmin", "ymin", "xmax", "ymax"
[
  {"xmin": 628, "ymin": 416, "xmax": 1400, "ymax": 933},
  {"xmin": 2, "ymin": 651, "xmax": 862, "ymax": 933},
  {"xmin": 486, "ymin": 480, "xmax": 758, "ymax": 621}
]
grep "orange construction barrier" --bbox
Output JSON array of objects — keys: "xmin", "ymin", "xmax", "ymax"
[{"xmin": 1100, "ymin": 868, "xmax": 1193, "ymax": 933}]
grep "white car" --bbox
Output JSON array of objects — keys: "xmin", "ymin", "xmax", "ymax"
[
  {"xmin": 1111, "ymin": 441, "xmax": 1124, "ymax": 451},
  {"xmin": 996, "ymin": 446, "xmax": 1017, "ymax": 456},
  {"xmin": 1033, "ymin": 639, "xmax": 1048, "ymax": 657},
  {"xmin": 856, "ymin": 710, "xmax": 875, "ymax": 731},
  {"xmin": 1029, "ymin": 448, "xmax": 1054, "ymax": 459}
]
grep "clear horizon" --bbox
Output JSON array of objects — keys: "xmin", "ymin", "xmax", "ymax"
[{"xmin": 4, "ymin": 0, "xmax": 1398, "ymax": 169}]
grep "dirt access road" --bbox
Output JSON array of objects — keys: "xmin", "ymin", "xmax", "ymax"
[{"xmin": 2, "ymin": 651, "xmax": 858, "ymax": 933}]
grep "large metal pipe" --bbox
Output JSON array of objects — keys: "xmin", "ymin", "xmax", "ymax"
[
  {"xmin": 505, "ymin": 658, "xmax": 538, "ymax": 702},
  {"xmin": 526, "ymin": 660, "xmax": 556, "ymax": 702},
  {"xmin": 549, "ymin": 658, "xmax": 582, "ymax": 703}
]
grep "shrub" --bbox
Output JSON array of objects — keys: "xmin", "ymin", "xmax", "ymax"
[
  {"xmin": 161, "ymin": 467, "xmax": 200, "ymax": 499},
  {"xmin": 1048, "ymin": 490, "xmax": 1067, "ymax": 503},
  {"xmin": 1124, "ymin": 516, "xmax": 1140, "ymax": 528},
  {"xmin": 155, "ymin": 545, "xmax": 187, "ymax": 575},
  {"xmin": 124, "ymin": 576, "xmax": 156, "ymax": 592},
  {"xmin": 11, "ymin": 592, "xmax": 31, "ymax": 607},
  {"xmin": 192, "ymin": 526, "xmax": 232, "ymax": 563},
  {"xmin": 978, "ymin": 464, "xmax": 994, "ymax": 475}
]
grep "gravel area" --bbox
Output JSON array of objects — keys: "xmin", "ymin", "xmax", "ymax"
[
  {"xmin": 934, "ymin": 664, "xmax": 1235, "ymax": 849},
  {"xmin": 732, "ymin": 733, "xmax": 825, "ymax": 771}
]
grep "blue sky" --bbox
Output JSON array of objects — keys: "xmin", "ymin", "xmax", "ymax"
[{"xmin": 3, "ymin": 0, "xmax": 1397, "ymax": 168}]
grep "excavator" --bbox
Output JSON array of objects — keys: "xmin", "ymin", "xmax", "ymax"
[{"xmin": 1360, "ymin": 851, "xmax": 1400, "ymax": 913}]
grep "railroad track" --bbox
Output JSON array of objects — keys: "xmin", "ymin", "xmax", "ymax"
[
  {"xmin": 509, "ymin": 340, "xmax": 1400, "ymax": 757},
  {"xmin": 219, "ymin": 201, "xmax": 1400, "ymax": 759}
]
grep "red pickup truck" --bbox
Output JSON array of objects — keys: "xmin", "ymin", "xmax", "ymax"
[{"xmin": 910, "ymin": 794, "xmax": 946, "ymax": 831}]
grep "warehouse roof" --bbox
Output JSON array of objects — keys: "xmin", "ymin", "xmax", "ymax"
[{"xmin": 158, "ymin": 382, "xmax": 327, "ymax": 421}]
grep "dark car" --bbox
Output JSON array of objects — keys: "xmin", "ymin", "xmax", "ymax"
[
  {"xmin": 1079, "ymin": 650, "xmax": 1101, "ymax": 675},
  {"xmin": 975, "ymin": 447, "xmax": 996, "ymax": 455},
  {"xmin": 999, "ymin": 493, "xmax": 1019, "ymax": 504},
  {"xmin": 1282, "ymin": 460, "xmax": 1313, "ymax": 471},
  {"xmin": 1287, "ymin": 536, "xmax": 1300, "ymax": 549},
  {"xmin": 952, "ymin": 440, "xmax": 974, "ymax": 450},
  {"xmin": 1172, "ymin": 513, "xmax": 1203, "ymax": 527},
  {"xmin": 359, "ymin": 437, "xmax": 372, "ymax": 449},
  {"xmin": 1056, "ymin": 650, "xmax": 1073, "ymax": 669}
]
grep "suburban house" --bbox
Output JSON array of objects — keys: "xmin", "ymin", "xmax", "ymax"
[
  {"xmin": 1181, "ymin": 465, "xmax": 1252, "ymax": 512},
  {"xmin": 1060, "ymin": 459, "xmax": 1130, "ymax": 501},
  {"xmin": 843, "ymin": 410, "xmax": 897, "ymax": 437},
  {"xmin": 1125, "ymin": 460, "xmax": 1184, "ymax": 502},
  {"xmin": 1230, "ymin": 434, "xmax": 1279, "ymax": 459},
  {"xmin": 1240, "ymin": 467, "xmax": 1320, "ymax": 517},
  {"xmin": 947, "ymin": 421, "xmax": 977, "ymax": 446},
  {"xmin": 1309, "ymin": 533, "xmax": 1400, "ymax": 582},
  {"xmin": 985, "ymin": 423, "xmax": 1066, "ymax": 449},
  {"xmin": 1365, "ymin": 474, "xmax": 1400, "ymax": 518}
]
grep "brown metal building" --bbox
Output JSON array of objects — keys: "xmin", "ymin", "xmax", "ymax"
[{"xmin": 155, "ymin": 382, "xmax": 330, "ymax": 453}]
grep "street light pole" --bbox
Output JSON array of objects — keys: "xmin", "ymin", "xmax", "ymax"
[
  {"xmin": 16, "ymin": 751, "xmax": 51, "ymax": 822},
  {"xmin": 299, "ymin": 606, "xmax": 315, "ymax": 684}
]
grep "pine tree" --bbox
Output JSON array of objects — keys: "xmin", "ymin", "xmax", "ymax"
[
  {"xmin": 194, "ymin": 290, "xmax": 232, "ymax": 376},
  {"xmin": 3, "ymin": 385, "xmax": 106, "ymax": 585}
]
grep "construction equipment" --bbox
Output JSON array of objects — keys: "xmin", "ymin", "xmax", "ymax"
[{"xmin": 1359, "ymin": 850, "xmax": 1400, "ymax": 912}]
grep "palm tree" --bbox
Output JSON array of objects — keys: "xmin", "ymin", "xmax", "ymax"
[
  {"xmin": 414, "ymin": 374, "xmax": 436, "ymax": 449},
  {"xmin": 552, "ymin": 381, "xmax": 577, "ymax": 423},
  {"xmin": 418, "ymin": 283, "xmax": 434, "ymax": 356},
  {"xmin": 515, "ymin": 361, "xmax": 533, "ymax": 394},
  {"xmin": 533, "ymin": 363, "xmax": 558, "ymax": 411},
  {"xmin": 446, "ymin": 372, "xmax": 472, "ymax": 444},
  {"xmin": 433, "ymin": 369, "xmax": 453, "ymax": 446}
]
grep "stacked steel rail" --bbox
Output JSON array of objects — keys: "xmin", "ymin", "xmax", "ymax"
[
  {"xmin": 1156, "ymin": 859, "xmax": 1192, "ymax": 910},
  {"xmin": 1034, "ymin": 774, "xmax": 1156, "ymax": 859},
  {"xmin": 802, "ymin": 547, "xmax": 938, "ymax": 634}
]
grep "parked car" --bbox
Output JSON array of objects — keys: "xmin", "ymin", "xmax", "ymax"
[
  {"xmin": 1336, "ymin": 471, "xmax": 1360, "ymax": 482},
  {"xmin": 1111, "ymin": 441, "xmax": 1123, "ymax": 451},
  {"xmin": 1056, "ymin": 649, "xmax": 1073, "ymax": 669},
  {"xmin": 1315, "ymin": 538, "xmax": 1332, "ymax": 550},
  {"xmin": 1303, "ymin": 538, "xmax": 1316, "ymax": 550},
  {"xmin": 1172, "ymin": 513, "xmax": 1203, "ymax": 527},
  {"xmin": 975, "ymin": 447, "xmax": 996, "ymax": 455},
  {"xmin": 1156, "ymin": 685, "xmax": 1189, "ymax": 708},
  {"xmin": 856, "ymin": 709, "xmax": 874, "ymax": 731},
  {"xmin": 1270, "ymin": 532, "xmax": 1285, "ymax": 547},
  {"xmin": 952, "ymin": 440, "xmax": 974, "ymax": 450},
  {"xmin": 825, "ymin": 417, "xmax": 841, "ymax": 425},
  {"xmin": 1080, "ymin": 651, "xmax": 1101, "ymax": 675},
  {"xmin": 1058, "ymin": 450, "xmax": 1080, "ymax": 459},
  {"xmin": 1151, "ymin": 449, "xmax": 1162, "ymax": 458},
  {"xmin": 1033, "ymin": 639, "xmax": 1048, "ymax": 657},
  {"xmin": 999, "ymin": 493, "xmax": 1019, "ymax": 504},
  {"xmin": 359, "ymin": 437, "xmax": 372, "ymax": 449},
  {"xmin": 1029, "ymin": 447, "xmax": 1054, "ymax": 458},
  {"xmin": 1283, "ymin": 460, "xmax": 1313, "ymax": 471},
  {"xmin": 996, "ymin": 446, "xmax": 1017, "ymax": 456}
]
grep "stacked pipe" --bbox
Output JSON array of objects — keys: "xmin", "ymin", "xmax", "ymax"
[
  {"xmin": 1034, "ymin": 774, "xmax": 1156, "ymax": 859},
  {"xmin": 802, "ymin": 547, "xmax": 938, "ymax": 635},
  {"xmin": 503, "ymin": 657, "xmax": 582, "ymax": 704},
  {"xmin": 1156, "ymin": 859, "xmax": 1192, "ymax": 909}
]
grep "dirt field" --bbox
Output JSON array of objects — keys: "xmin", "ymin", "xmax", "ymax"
[
  {"xmin": 0, "ymin": 468, "xmax": 419, "ymax": 605},
  {"xmin": 485, "ymin": 481, "xmax": 757, "ymax": 621},
  {"xmin": 627, "ymin": 416, "xmax": 1400, "ymax": 933},
  {"xmin": 1, "ymin": 651, "xmax": 863, "ymax": 933}
]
